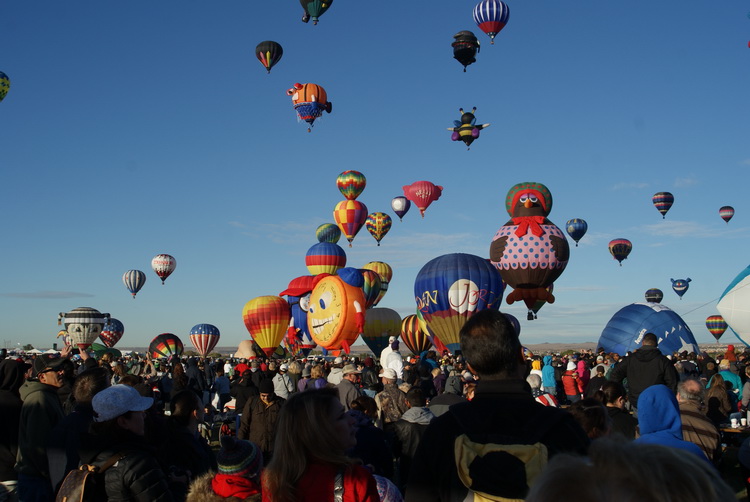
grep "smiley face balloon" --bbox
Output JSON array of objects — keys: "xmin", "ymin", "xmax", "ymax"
[{"xmin": 307, "ymin": 268, "xmax": 365, "ymax": 353}]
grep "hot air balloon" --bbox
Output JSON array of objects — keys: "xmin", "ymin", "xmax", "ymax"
[
  {"xmin": 489, "ymin": 182, "xmax": 569, "ymax": 312},
  {"xmin": 307, "ymin": 268, "xmax": 365, "ymax": 353},
  {"xmin": 415, "ymin": 309, "xmax": 449, "ymax": 355},
  {"xmin": 359, "ymin": 268, "xmax": 382, "ymax": 309},
  {"xmin": 58, "ymin": 307, "xmax": 110, "ymax": 351},
  {"xmin": 255, "ymin": 41, "xmax": 283, "ymax": 74},
  {"xmin": 315, "ymin": 223, "xmax": 341, "ymax": 243},
  {"xmin": 717, "ymin": 265, "xmax": 750, "ymax": 345},
  {"xmin": 565, "ymin": 218, "xmax": 588, "ymax": 247},
  {"xmin": 100, "ymin": 318, "xmax": 124, "ymax": 348},
  {"xmin": 365, "ymin": 212, "xmax": 392, "ymax": 246},
  {"xmin": 362, "ymin": 308, "xmax": 402, "ymax": 355},
  {"xmin": 123, "ymin": 269, "xmax": 146, "ymax": 298},
  {"xmin": 151, "ymin": 254, "xmax": 176, "ymax": 285},
  {"xmin": 449, "ymin": 107, "xmax": 490, "ymax": 149},
  {"xmin": 645, "ymin": 288, "xmax": 664, "ymax": 303},
  {"xmin": 452, "ymin": 31, "xmax": 480, "ymax": 72},
  {"xmin": 504, "ymin": 313, "xmax": 521, "ymax": 337},
  {"xmin": 287, "ymin": 82, "xmax": 331, "ymax": 132},
  {"xmin": 527, "ymin": 284, "xmax": 553, "ymax": 321},
  {"xmin": 305, "ymin": 242, "xmax": 347, "ymax": 275},
  {"xmin": 652, "ymin": 192, "xmax": 674, "ymax": 219},
  {"xmin": 333, "ymin": 199, "xmax": 368, "ymax": 247},
  {"xmin": 400, "ymin": 314, "xmax": 431, "ymax": 355},
  {"xmin": 720, "ymin": 206, "xmax": 735, "ymax": 224},
  {"xmin": 414, "ymin": 253, "xmax": 504, "ymax": 353},
  {"xmin": 189, "ymin": 323, "xmax": 221, "ymax": 357},
  {"xmin": 391, "ymin": 196, "xmax": 411, "ymax": 221},
  {"xmin": 473, "ymin": 0, "xmax": 510, "ymax": 44},
  {"xmin": 242, "ymin": 296, "xmax": 291, "ymax": 357},
  {"xmin": 403, "ymin": 181, "xmax": 443, "ymax": 218},
  {"xmin": 280, "ymin": 276, "xmax": 318, "ymax": 357},
  {"xmin": 300, "ymin": 0, "xmax": 332, "ymax": 24},
  {"xmin": 598, "ymin": 303, "xmax": 699, "ymax": 356},
  {"xmin": 671, "ymin": 278, "xmax": 691, "ymax": 299},
  {"xmin": 705, "ymin": 315, "xmax": 728, "ymax": 341},
  {"xmin": 336, "ymin": 170, "xmax": 366, "ymax": 200},
  {"xmin": 608, "ymin": 239, "xmax": 632, "ymax": 266},
  {"xmin": 363, "ymin": 261, "xmax": 393, "ymax": 307},
  {"xmin": 149, "ymin": 333, "xmax": 184, "ymax": 359},
  {"xmin": 0, "ymin": 72, "xmax": 9, "ymax": 103}
]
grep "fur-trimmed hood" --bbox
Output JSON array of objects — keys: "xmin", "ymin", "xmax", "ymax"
[{"xmin": 186, "ymin": 472, "xmax": 261, "ymax": 502}]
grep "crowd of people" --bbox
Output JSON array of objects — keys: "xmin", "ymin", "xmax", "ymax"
[{"xmin": 0, "ymin": 322, "xmax": 746, "ymax": 501}]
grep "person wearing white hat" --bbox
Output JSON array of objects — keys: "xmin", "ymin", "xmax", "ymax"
[
  {"xmin": 327, "ymin": 357, "xmax": 345, "ymax": 386},
  {"xmin": 272, "ymin": 363, "xmax": 295, "ymax": 399}
]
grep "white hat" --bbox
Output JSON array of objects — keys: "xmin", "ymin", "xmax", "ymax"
[
  {"xmin": 388, "ymin": 336, "xmax": 397, "ymax": 344},
  {"xmin": 333, "ymin": 357, "xmax": 343, "ymax": 365},
  {"xmin": 342, "ymin": 364, "xmax": 361, "ymax": 375},
  {"xmin": 379, "ymin": 368, "xmax": 397, "ymax": 380},
  {"xmin": 566, "ymin": 361, "xmax": 577, "ymax": 371},
  {"xmin": 279, "ymin": 364, "xmax": 289, "ymax": 372},
  {"xmin": 92, "ymin": 384, "xmax": 153, "ymax": 422}
]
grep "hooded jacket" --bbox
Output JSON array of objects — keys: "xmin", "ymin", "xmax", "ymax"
[
  {"xmin": 0, "ymin": 360, "xmax": 24, "ymax": 481},
  {"xmin": 15, "ymin": 379, "xmax": 64, "ymax": 479},
  {"xmin": 634, "ymin": 384, "xmax": 710, "ymax": 464},
  {"xmin": 541, "ymin": 356, "xmax": 556, "ymax": 389},
  {"xmin": 609, "ymin": 346, "xmax": 679, "ymax": 405},
  {"xmin": 428, "ymin": 376, "xmax": 465, "ymax": 418}
]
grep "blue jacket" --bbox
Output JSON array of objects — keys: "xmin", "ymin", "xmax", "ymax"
[{"xmin": 541, "ymin": 356, "xmax": 556, "ymax": 388}]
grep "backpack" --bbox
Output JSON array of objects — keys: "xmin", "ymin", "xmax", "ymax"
[
  {"xmin": 450, "ymin": 404, "xmax": 563, "ymax": 502},
  {"xmin": 55, "ymin": 452, "xmax": 125, "ymax": 502}
]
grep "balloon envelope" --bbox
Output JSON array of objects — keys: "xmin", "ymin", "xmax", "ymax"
[
  {"xmin": 60, "ymin": 307, "xmax": 110, "ymax": 350},
  {"xmin": 0, "ymin": 71, "xmax": 9, "ymax": 102},
  {"xmin": 671, "ymin": 278, "xmax": 691, "ymax": 299},
  {"xmin": 365, "ymin": 212, "xmax": 392, "ymax": 246},
  {"xmin": 644, "ymin": 288, "xmax": 664, "ymax": 303},
  {"xmin": 391, "ymin": 196, "xmax": 411, "ymax": 221},
  {"xmin": 123, "ymin": 270, "xmax": 146, "ymax": 297},
  {"xmin": 242, "ymin": 296, "xmax": 291, "ymax": 357},
  {"xmin": 414, "ymin": 253, "xmax": 504, "ymax": 353},
  {"xmin": 472, "ymin": 0, "xmax": 510, "ymax": 43},
  {"xmin": 400, "ymin": 314, "xmax": 431, "ymax": 355},
  {"xmin": 336, "ymin": 170, "xmax": 366, "ymax": 200},
  {"xmin": 149, "ymin": 333, "xmax": 184, "ymax": 359},
  {"xmin": 363, "ymin": 261, "xmax": 393, "ymax": 307},
  {"xmin": 705, "ymin": 315, "xmax": 728, "ymax": 341},
  {"xmin": 316, "ymin": 223, "xmax": 341, "ymax": 243},
  {"xmin": 565, "ymin": 219, "xmax": 587, "ymax": 246},
  {"xmin": 280, "ymin": 276, "xmax": 317, "ymax": 357},
  {"xmin": 359, "ymin": 269, "xmax": 382, "ymax": 309},
  {"xmin": 307, "ymin": 270, "xmax": 365, "ymax": 352},
  {"xmin": 720, "ymin": 206, "xmax": 735, "ymax": 223},
  {"xmin": 305, "ymin": 242, "xmax": 346, "ymax": 275},
  {"xmin": 717, "ymin": 265, "xmax": 750, "ymax": 346},
  {"xmin": 652, "ymin": 192, "xmax": 674, "ymax": 219},
  {"xmin": 333, "ymin": 200, "xmax": 368, "ymax": 246},
  {"xmin": 100, "ymin": 318, "xmax": 124, "ymax": 348},
  {"xmin": 189, "ymin": 323, "xmax": 221, "ymax": 357},
  {"xmin": 362, "ymin": 308, "xmax": 401, "ymax": 355},
  {"xmin": 151, "ymin": 254, "xmax": 176, "ymax": 284},
  {"xmin": 255, "ymin": 40, "xmax": 283, "ymax": 73},
  {"xmin": 598, "ymin": 303, "xmax": 699, "ymax": 356},
  {"xmin": 403, "ymin": 181, "xmax": 443, "ymax": 218},
  {"xmin": 608, "ymin": 239, "xmax": 632, "ymax": 265}
]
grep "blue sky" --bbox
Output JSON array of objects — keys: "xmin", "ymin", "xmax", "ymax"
[{"xmin": 1, "ymin": 1, "xmax": 749, "ymax": 351}]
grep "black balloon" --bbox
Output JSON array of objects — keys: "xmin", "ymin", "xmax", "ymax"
[{"xmin": 452, "ymin": 31, "xmax": 480, "ymax": 72}]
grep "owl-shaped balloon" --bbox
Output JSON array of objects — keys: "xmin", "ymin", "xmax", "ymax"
[{"xmin": 489, "ymin": 182, "xmax": 570, "ymax": 316}]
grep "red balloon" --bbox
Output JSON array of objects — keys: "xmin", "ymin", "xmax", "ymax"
[{"xmin": 403, "ymin": 181, "xmax": 443, "ymax": 218}]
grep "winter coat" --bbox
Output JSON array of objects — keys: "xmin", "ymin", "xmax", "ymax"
[
  {"xmin": 606, "ymin": 405, "xmax": 637, "ymax": 440},
  {"xmin": 47, "ymin": 402, "xmax": 96, "ymax": 492},
  {"xmin": 0, "ymin": 360, "xmax": 24, "ymax": 482},
  {"xmin": 327, "ymin": 367, "xmax": 344, "ymax": 386},
  {"xmin": 156, "ymin": 418, "xmax": 217, "ymax": 482},
  {"xmin": 186, "ymin": 472, "xmax": 261, "ymax": 502},
  {"xmin": 609, "ymin": 346, "xmax": 679, "ymax": 405},
  {"xmin": 237, "ymin": 396, "xmax": 285, "ymax": 459},
  {"xmin": 393, "ymin": 407, "xmax": 434, "ymax": 491},
  {"xmin": 561, "ymin": 370, "xmax": 583, "ymax": 397},
  {"xmin": 337, "ymin": 379, "xmax": 361, "ymax": 411},
  {"xmin": 347, "ymin": 410, "xmax": 393, "ymax": 478},
  {"xmin": 230, "ymin": 377, "xmax": 259, "ymax": 415},
  {"xmin": 428, "ymin": 376, "xmax": 465, "ymax": 417},
  {"xmin": 16, "ymin": 379, "xmax": 65, "ymax": 479},
  {"xmin": 541, "ymin": 356, "xmax": 556, "ymax": 389},
  {"xmin": 261, "ymin": 462, "xmax": 379, "ymax": 502},
  {"xmin": 272, "ymin": 373, "xmax": 295, "ymax": 400}
]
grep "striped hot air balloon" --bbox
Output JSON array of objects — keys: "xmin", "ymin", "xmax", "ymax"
[
  {"xmin": 58, "ymin": 307, "xmax": 110, "ymax": 351},
  {"xmin": 363, "ymin": 261, "xmax": 393, "ymax": 307},
  {"xmin": 705, "ymin": 315, "xmax": 728, "ymax": 341},
  {"xmin": 473, "ymin": 0, "xmax": 510, "ymax": 44},
  {"xmin": 645, "ymin": 288, "xmax": 664, "ymax": 303},
  {"xmin": 305, "ymin": 242, "xmax": 346, "ymax": 275},
  {"xmin": 333, "ymin": 199, "xmax": 368, "ymax": 247},
  {"xmin": 365, "ymin": 212, "xmax": 393, "ymax": 246},
  {"xmin": 359, "ymin": 268, "xmax": 382, "ymax": 309},
  {"xmin": 608, "ymin": 239, "xmax": 632, "ymax": 266},
  {"xmin": 652, "ymin": 192, "xmax": 674, "ymax": 219},
  {"xmin": 362, "ymin": 308, "xmax": 401, "ymax": 355},
  {"xmin": 242, "ymin": 296, "xmax": 291, "ymax": 357},
  {"xmin": 100, "ymin": 318, "xmax": 124, "ymax": 348},
  {"xmin": 149, "ymin": 333, "xmax": 184, "ymax": 359},
  {"xmin": 400, "ymin": 314, "xmax": 431, "ymax": 355},
  {"xmin": 336, "ymin": 170, "xmax": 366, "ymax": 200},
  {"xmin": 189, "ymin": 324, "xmax": 221, "ymax": 357},
  {"xmin": 719, "ymin": 206, "xmax": 735, "ymax": 224},
  {"xmin": 123, "ymin": 270, "xmax": 146, "ymax": 298},
  {"xmin": 315, "ymin": 223, "xmax": 341, "ymax": 243}
]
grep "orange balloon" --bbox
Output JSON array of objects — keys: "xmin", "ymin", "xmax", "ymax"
[
  {"xmin": 307, "ymin": 270, "xmax": 365, "ymax": 353},
  {"xmin": 242, "ymin": 296, "xmax": 290, "ymax": 357}
]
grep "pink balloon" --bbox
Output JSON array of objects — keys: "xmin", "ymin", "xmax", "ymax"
[{"xmin": 403, "ymin": 181, "xmax": 443, "ymax": 218}]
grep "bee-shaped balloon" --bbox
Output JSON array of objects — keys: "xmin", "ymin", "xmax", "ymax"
[{"xmin": 448, "ymin": 107, "xmax": 490, "ymax": 149}]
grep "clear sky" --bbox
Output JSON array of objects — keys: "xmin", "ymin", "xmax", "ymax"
[{"xmin": 1, "ymin": 1, "xmax": 749, "ymax": 351}]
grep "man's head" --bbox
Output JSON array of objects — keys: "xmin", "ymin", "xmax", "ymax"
[
  {"xmin": 170, "ymin": 389, "xmax": 205, "ymax": 428},
  {"xmin": 459, "ymin": 309, "xmax": 522, "ymax": 379},
  {"xmin": 342, "ymin": 364, "xmax": 361, "ymax": 382},
  {"xmin": 33, "ymin": 355, "xmax": 66, "ymax": 388},
  {"xmin": 677, "ymin": 378, "xmax": 705, "ymax": 405},
  {"xmin": 405, "ymin": 387, "xmax": 426, "ymax": 408},
  {"xmin": 642, "ymin": 333, "xmax": 658, "ymax": 347},
  {"xmin": 379, "ymin": 368, "xmax": 397, "ymax": 384},
  {"xmin": 259, "ymin": 379, "xmax": 275, "ymax": 404}
]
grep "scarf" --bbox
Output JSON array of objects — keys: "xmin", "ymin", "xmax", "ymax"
[
  {"xmin": 512, "ymin": 216, "xmax": 545, "ymax": 237},
  {"xmin": 212, "ymin": 473, "xmax": 261, "ymax": 499}
]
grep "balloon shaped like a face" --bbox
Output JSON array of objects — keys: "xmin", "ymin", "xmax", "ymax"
[
  {"xmin": 61, "ymin": 307, "xmax": 110, "ymax": 350},
  {"xmin": 307, "ymin": 275, "xmax": 365, "ymax": 350}
]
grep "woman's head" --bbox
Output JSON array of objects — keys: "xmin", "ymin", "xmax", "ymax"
[
  {"xmin": 92, "ymin": 384, "xmax": 154, "ymax": 436},
  {"xmin": 598, "ymin": 381, "xmax": 627, "ymax": 408},
  {"xmin": 310, "ymin": 364, "xmax": 325, "ymax": 380},
  {"xmin": 567, "ymin": 398, "xmax": 612, "ymax": 439}
]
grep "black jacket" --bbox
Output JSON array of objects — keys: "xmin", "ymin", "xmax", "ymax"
[
  {"xmin": 0, "ymin": 360, "xmax": 24, "ymax": 482},
  {"xmin": 230, "ymin": 377, "xmax": 259, "ymax": 415},
  {"xmin": 609, "ymin": 346, "xmax": 679, "ymax": 405}
]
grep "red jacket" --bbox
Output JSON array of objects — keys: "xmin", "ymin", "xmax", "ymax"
[
  {"xmin": 562, "ymin": 370, "xmax": 583, "ymax": 396},
  {"xmin": 262, "ymin": 462, "xmax": 378, "ymax": 502}
]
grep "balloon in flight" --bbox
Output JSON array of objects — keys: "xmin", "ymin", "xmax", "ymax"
[
  {"xmin": 100, "ymin": 318, "xmax": 124, "ymax": 348},
  {"xmin": 565, "ymin": 219, "xmax": 588, "ymax": 247},
  {"xmin": 255, "ymin": 41, "xmax": 283, "ymax": 73},
  {"xmin": 315, "ymin": 223, "xmax": 342, "ymax": 244},
  {"xmin": 300, "ymin": 0, "xmax": 333, "ymax": 25},
  {"xmin": 719, "ymin": 206, "xmax": 735, "ymax": 224},
  {"xmin": 151, "ymin": 254, "xmax": 176, "ymax": 285},
  {"xmin": 608, "ymin": 239, "xmax": 632, "ymax": 266},
  {"xmin": 452, "ymin": 31, "xmax": 480, "ymax": 72},
  {"xmin": 333, "ymin": 199, "xmax": 368, "ymax": 247},
  {"xmin": 123, "ymin": 270, "xmax": 146, "ymax": 298},
  {"xmin": 449, "ymin": 107, "xmax": 490, "ymax": 149},
  {"xmin": 652, "ymin": 192, "xmax": 674, "ymax": 219},
  {"xmin": 0, "ymin": 72, "xmax": 9, "ymax": 103},
  {"xmin": 403, "ymin": 181, "xmax": 443, "ymax": 218},
  {"xmin": 305, "ymin": 242, "xmax": 346, "ymax": 275},
  {"xmin": 473, "ymin": 0, "xmax": 510, "ymax": 44},
  {"xmin": 644, "ymin": 288, "xmax": 663, "ymax": 303},
  {"xmin": 189, "ymin": 323, "xmax": 221, "ymax": 357},
  {"xmin": 336, "ymin": 170, "xmax": 366, "ymax": 200},
  {"xmin": 705, "ymin": 315, "xmax": 727, "ymax": 341},
  {"xmin": 671, "ymin": 278, "xmax": 691, "ymax": 299},
  {"xmin": 287, "ymin": 82, "xmax": 331, "ymax": 132},
  {"xmin": 391, "ymin": 196, "xmax": 411, "ymax": 221},
  {"xmin": 365, "ymin": 212, "xmax": 392, "ymax": 246}
]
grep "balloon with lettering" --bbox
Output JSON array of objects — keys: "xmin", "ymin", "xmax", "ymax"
[
  {"xmin": 608, "ymin": 239, "xmax": 632, "ymax": 266},
  {"xmin": 305, "ymin": 242, "xmax": 347, "ymax": 275},
  {"xmin": 671, "ymin": 278, "xmax": 691, "ymax": 299},
  {"xmin": 280, "ymin": 275, "xmax": 319, "ymax": 357},
  {"xmin": 366, "ymin": 212, "xmax": 392, "ymax": 246},
  {"xmin": 400, "ymin": 314, "xmax": 431, "ymax": 355},
  {"xmin": 391, "ymin": 196, "xmax": 411, "ymax": 221},
  {"xmin": 565, "ymin": 219, "xmax": 588, "ymax": 247},
  {"xmin": 705, "ymin": 315, "xmax": 728, "ymax": 341},
  {"xmin": 100, "ymin": 318, "xmax": 124, "ymax": 348},
  {"xmin": 717, "ymin": 265, "xmax": 750, "ymax": 346},
  {"xmin": 414, "ymin": 253, "xmax": 504, "ymax": 353},
  {"xmin": 242, "ymin": 296, "xmax": 291, "ymax": 357},
  {"xmin": 333, "ymin": 199, "xmax": 368, "ymax": 247},
  {"xmin": 300, "ymin": 0, "xmax": 333, "ymax": 24},
  {"xmin": 287, "ymin": 82, "xmax": 331, "ymax": 132},
  {"xmin": 489, "ymin": 182, "xmax": 569, "ymax": 318},
  {"xmin": 359, "ymin": 268, "xmax": 382, "ymax": 309},
  {"xmin": 598, "ymin": 303, "xmax": 699, "ymax": 356},
  {"xmin": 645, "ymin": 288, "xmax": 664, "ymax": 303},
  {"xmin": 255, "ymin": 41, "xmax": 283, "ymax": 74},
  {"xmin": 151, "ymin": 254, "xmax": 176, "ymax": 285},
  {"xmin": 189, "ymin": 323, "xmax": 221, "ymax": 357},
  {"xmin": 307, "ymin": 268, "xmax": 365, "ymax": 353},
  {"xmin": 363, "ymin": 261, "xmax": 393, "ymax": 307},
  {"xmin": 0, "ymin": 72, "xmax": 9, "ymax": 103},
  {"xmin": 652, "ymin": 192, "xmax": 674, "ymax": 219},
  {"xmin": 123, "ymin": 269, "xmax": 146, "ymax": 298},
  {"xmin": 58, "ymin": 307, "xmax": 111, "ymax": 351},
  {"xmin": 316, "ymin": 223, "xmax": 342, "ymax": 244},
  {"xmin": 362, "ymin": 308, "xmax": 401, "ymax": 355},
  {"xmin": 336, "ymin": 170, "xmax": 366, "ymax": 201},
  {"xmin": 149, "ymin": 333, "xmax": 184, "ymax": 359},
  {"xmin": 403, "ymin": 181, "xmax": 443, "ymax": 218},
  {"xmin": 473, "ymin": 0, "xmax": 510, "ymax": 45},
  {"xmin": 720, "ymin": 206, "xmax": 735, "ymax": 224}
]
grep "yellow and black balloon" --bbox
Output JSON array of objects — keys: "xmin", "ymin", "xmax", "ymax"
[
  {"xmin": 449, "ymin": 107, "xmax": 490, "ymax": 149},
  {"xmin": 0, "ymin": 72, "xmax": 9, "ymax": 103}
]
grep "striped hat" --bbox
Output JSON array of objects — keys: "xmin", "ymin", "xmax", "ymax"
[{"xmin": 217, "ymin": 436, "xmax": 263, "ymax": 479}]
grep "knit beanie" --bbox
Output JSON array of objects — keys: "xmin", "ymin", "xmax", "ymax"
[{"xmin": 217, "ymin": 435, "xmax": 263, "ymax": 479}]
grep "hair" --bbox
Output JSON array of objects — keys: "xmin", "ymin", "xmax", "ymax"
[
  {"xmin": 118, "ymin": 374, "xmax": 142, "ymax": 387},
  {"xmin": 310, "ymin": 364, "xmax": 325, "ymax": 380},
  {"xmin": 525, "ymin": 438, "xmax": 735, "ymax": 502},
  {"xmin": 172, "ymin": 362, "xmax": 188, "ymax": 388},
  {"xmin": 112, "ymin": 362, "xmax": 128, "ymax": 378},
  {"xmin": 350, "ymin": 395, "xmax": 378, "ymax": 419},
  {"xmin": 170, "ymin": 390, "xmax": 202, "ymax": 426},
  {"xmin": 642, "ymin": 333, "xmax": 658, "ymax": 347},
  {"xmin": 595, "ymin": 365, "xmax": 605, "ymax": 376},
  {"xmin": 567, "ymin": 398, "xmax": 611, "ymax": 439},
  {"xmin": 597, "ymin": 381, "xmax": 627, "ymax": 406},
  {"xmin": 459, "ymin": 309, "xmax": 521, "ymax": 379},
  {"xmin": 406, "ymin": 387, "xmax": 426, "ymax": 408},
  {"xmin": 72, "ymin": 367, "xmax": 110, "ymax": 406},
  {"xmin": 526, "ymin": 374, "xmax": 542, "ymax": 390},
  {"xmin": 287, "ymin": 361, "xmax": 302, "ymax": 375},
  {"xmin": 215, "ymin": 367, "xmax": 225, "ymax": 377},
  {"xmin": 677, "ymin": 378, "xmax": 705, "ymax": 403},
  {"xmin": 263, "ymin": 388, "xmax": 354, "ymax": 502}
]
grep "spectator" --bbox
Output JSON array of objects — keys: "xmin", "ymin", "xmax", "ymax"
[
  {"xmin": 337, "ymin": 365, "xmax": 362, "ymax": 411},
  {"xmin": 584, "ymin": 365, "xmax": 607, "ymax": 398},
  {"xmin": 272, "ymin": 364, "xmax": 295, "ymax": 400},
  {"xmin": 561, "ymin": 361, "xmax": 583, "ymax": 404},
  {"xmin": 327, "ymin": 357, "xmax": 345, "ymax": 386},
  {"xmin": 597, "ymin": 381, "xmax": 637, "ymax": 440},
  {"xmin": 347, "ymin": 396, "xmax": 393, "ymax": 479},
  {"xmin": 186, "ymin": 436, "xmax": 263, "ymax": 502},
  {"xmin": 567, "ymin": 398, "xmax": 611, "ymax": 440},
  {"xmin": 238, "ymin": 380, "xmax": 285, "ymax": 462},
  {"xmin": 526, "ymin": 374, "xmax": 558, "ymax": 407},
  {"xmin": 393, "ymin": 388, "xmax": 435, "ymax": 493},
  {"xmin": 0, "ymin": 359, "xmax": 26, "ymax": 499},
  {"xmin": 428, "ymin": 374, "xmax": 465, "ymax": 417},
  {"xmin": 677, "ymin": 378, "xmax": 721, "ymax": 464}
]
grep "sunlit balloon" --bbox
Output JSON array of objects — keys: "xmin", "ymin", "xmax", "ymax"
[
  {"xmin": 565, "ymin": 219, "xmax": 587, "ymax": 247},
  {"xmin": 608, "ymin": 239, "xmax": 632, "ymax": 266},
  {"xmin": 362, "ymin": 308, "xmax": 401, "ymax": 355},
  {"xmin": 652, "ymin": 192, "xmax": 674, "ymax": 219},
  {"xmin": 720, "ymin": 206, "xmax": 735, "ymax": 224},
  {"xmin": 242, "ymin": 296, "xmax": 291, "ymax": 357},
  {"xmin": 333, "ymin": 199, "xmax": 368, "ymax": 247},
  {"xmin": 316, "ymin": 223, "xmax": 341, "ymax": 243},
  {"xmin": 717, "ymin": 265, "xmax": 750, "ymax": 345},
  {"xmin": 300, "ymin": 0, "xmax": 333, "ymax": 24},
  {"xmin": 287, "ymin": 82, "xmax": 331, "ymax": 132},
  {"xmin": 365, "ymin": 212, "xmax": 392, "ymax": 246},
  {"xmin": 671, "ymin": 278, "xmax": 691, "ymax": 299},
  {"xmin": 149, "ymin": 333, "xmax": 184, "ymax": 359},
  {"xmin": 307, "ymin": 268, "xmax": 365, "ymax": 353},
  {"xmin": 280, "ymin": 275, "xmax": 318, "ymax": 357},
  {"xmin": 0, "ymin": 72, "xmax": 9, "ymax": 103},
  {"xmin": 400, "ymin": 314, "xmax": 431, "ymax": 355},
  {"xmin": 403, "ymin": 181, "xmax": 443, "ymax": 218},
  {"xmin": 363, "ymin": 261, "xmax": 393, "ymax": 307},
  {"xmin": 255, "ymin": 41, "xmax": 283, "ymax": 74},
  {"xmin": 151, "ymin": 254, "xmax": 176, "ymax": 285},
  {"xmin": 473, "ymin": 0, "xmax": 510, "ymax": 45},
  {"xmin": 58, "ymin": 307, "xmax": 110, "ymax": 351},
  {"xmin": 336, "ymin": 170, "xmax": 366, "ymax": 200},
  {"xmin": 100, "ymin": 318, "xmax": 124, "ymax": 348},
  {"xmin": 305, "ymin": 242, "xmax": 346, "ymax": 275},
  {"xmin": 391, "ymin": 196, "xmax": 411, "ymax": 221},
  {"xmin": 452, "ymin": 31, "xmax": 480, "ymax": 72},
  {"xmin": 705, "ymin": 315, "xmax": 727, "ymax": 341},
  {"xmin": 189, "ymin": 323, "xmax": 220, "ymax": 357},
  {"xmin": 359, "ymin": 268, "xmax": 382, "ymax": 309},
  {"xmin": 123, "ymin": 270, "xmax": 146, "ymax": 298}
]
